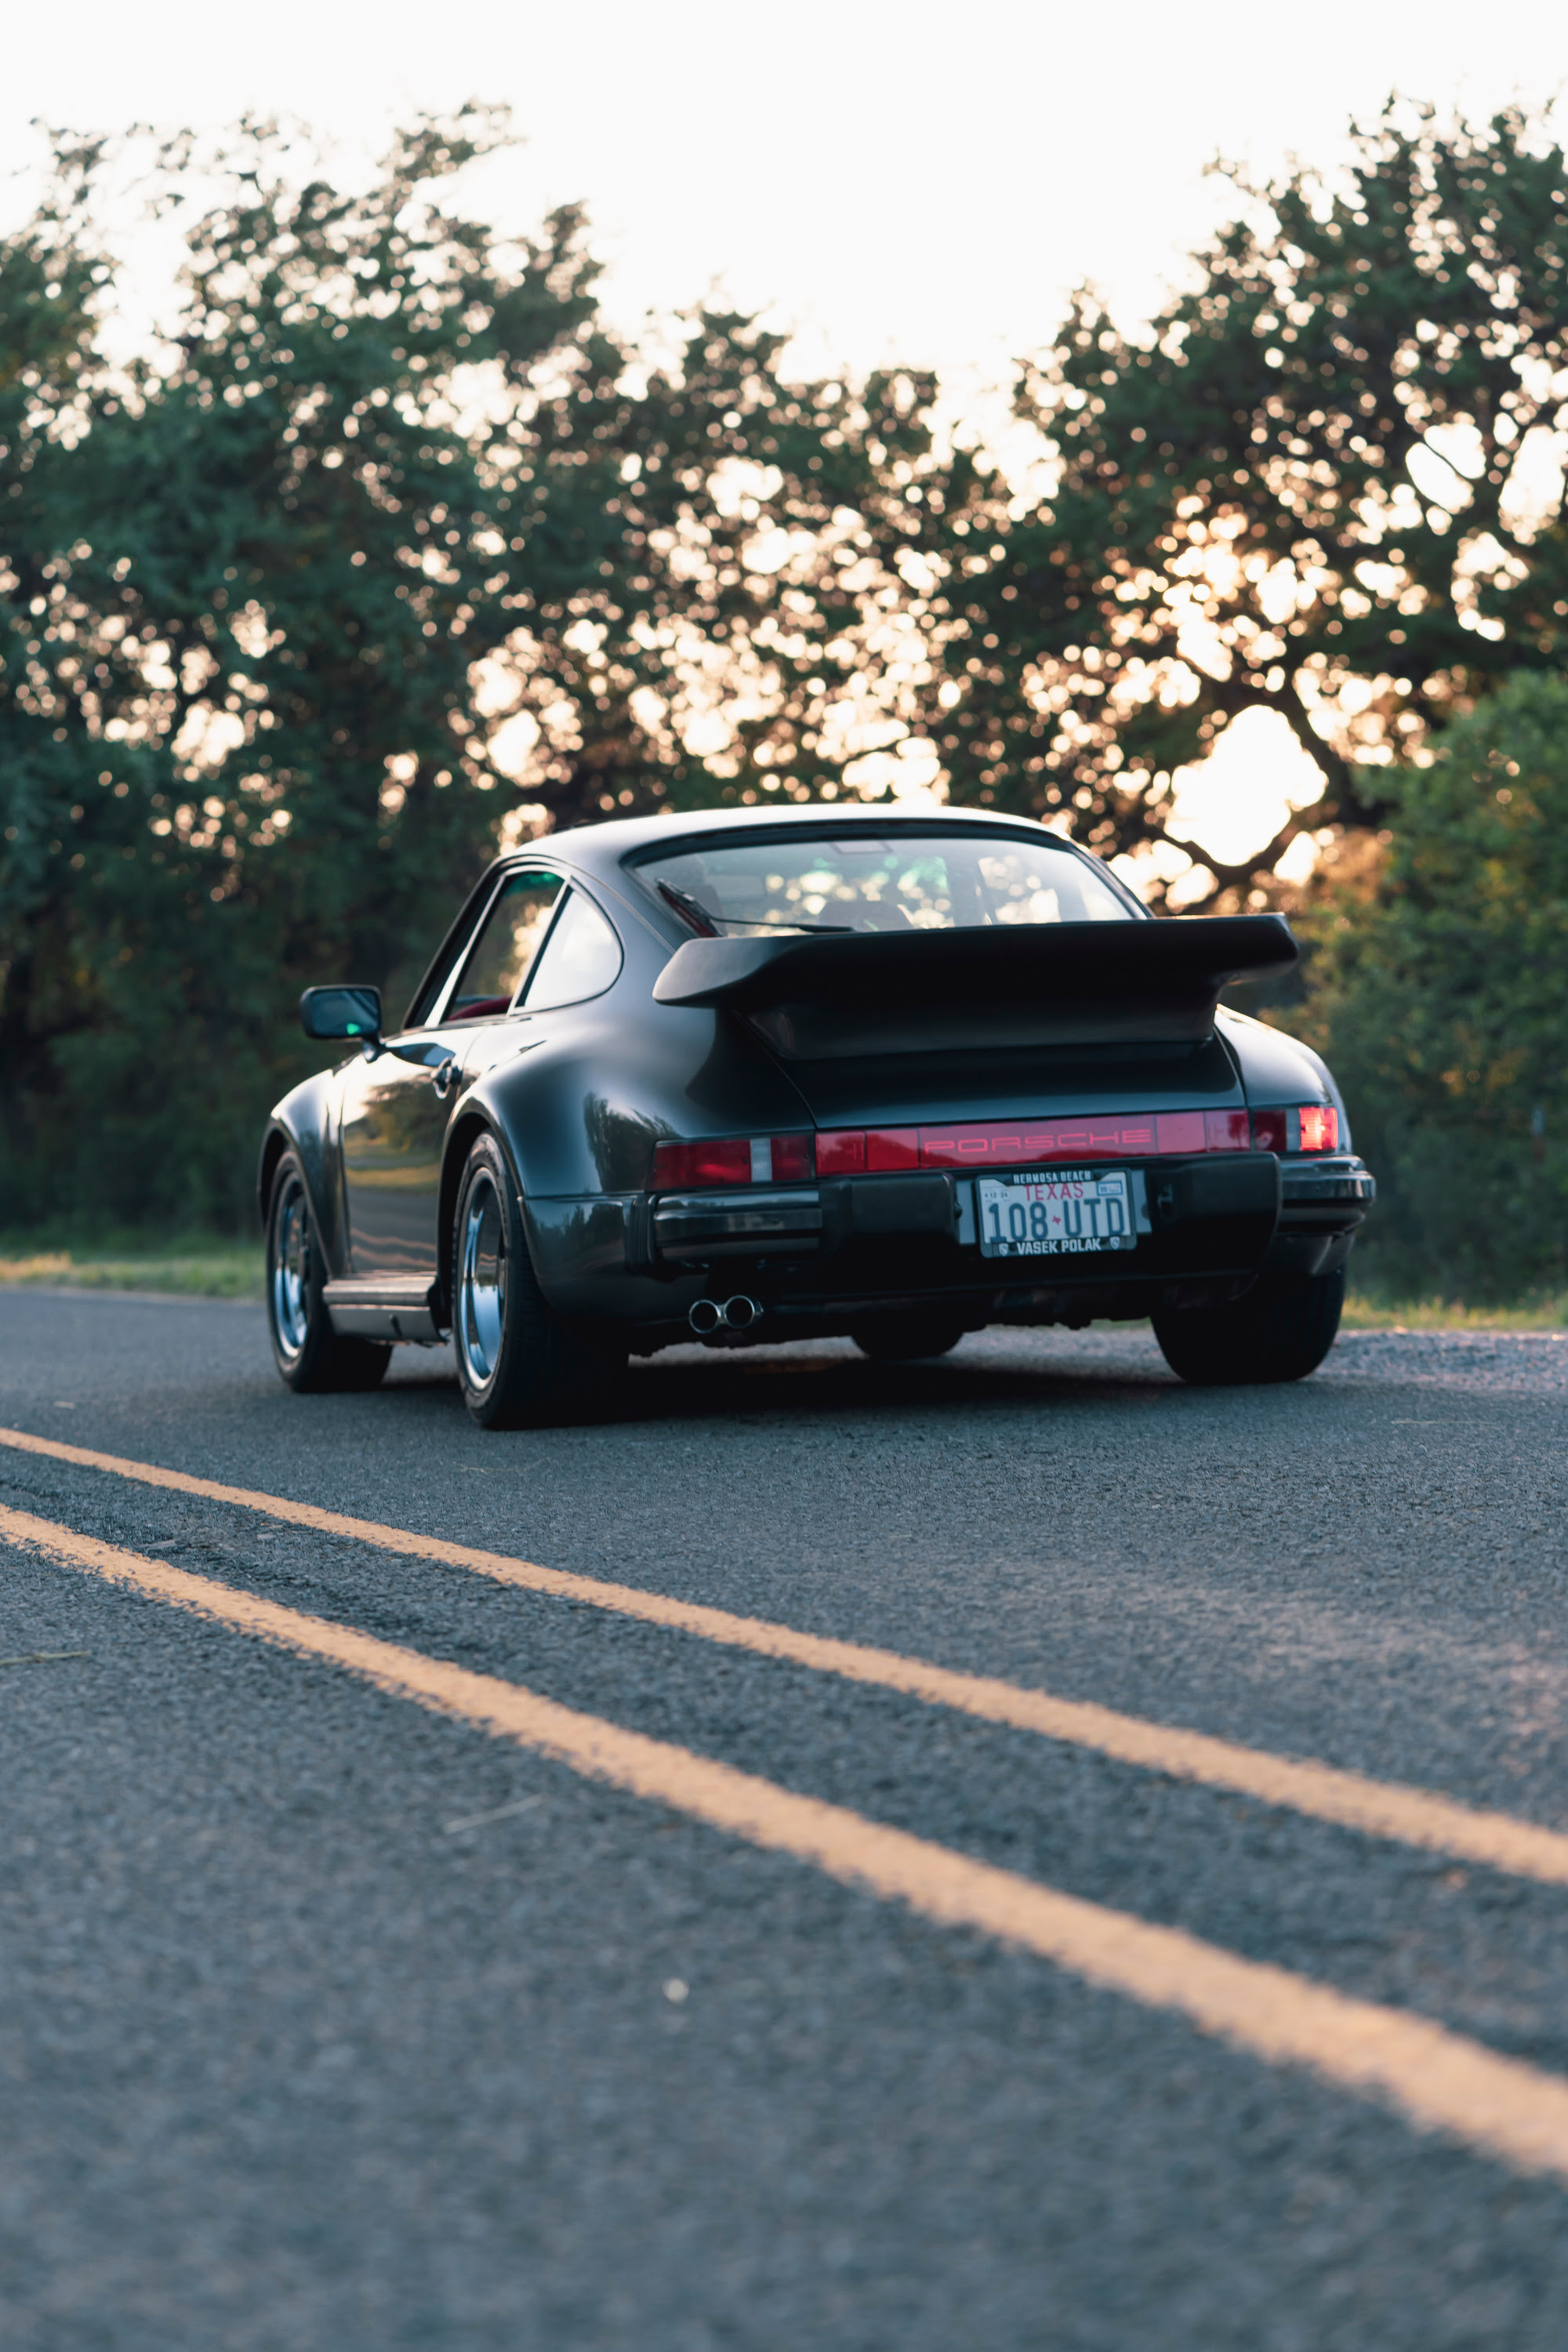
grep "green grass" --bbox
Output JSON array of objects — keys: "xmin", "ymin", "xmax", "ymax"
[
  {"xmin": 1341, "ymin": 1291, "xmax": 1568, "ymax": 1332},
  {"xmin": 0, "ymin": 1240, "xmax": 263, "ymax": 1300}
]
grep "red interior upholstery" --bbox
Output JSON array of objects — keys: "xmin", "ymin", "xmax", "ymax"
[{"xmin": 448, "ymin": 995, "xmax": 513, "ymax": 1022}]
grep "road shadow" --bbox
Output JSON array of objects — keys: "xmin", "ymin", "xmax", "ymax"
[{"xmin": 376, "ymin": 1327, "xmax": 1213, "ymax": 1435}]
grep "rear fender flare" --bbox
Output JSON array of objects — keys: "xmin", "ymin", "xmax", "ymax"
[
  {"xmin": 437, "ymin": 1109, "xmax": 525, "ymax": 1326},
  {"xmin": 1218, "ymin": 1008, "xmax": 1351, "ymax": 1145},
  {"xmin": 257, "ymin": 1119, "xmax": 339, "ymax": 1278},
  {"xmin": 257, "ymin": 1123, "xmax": 292, "ymax": 1229}
]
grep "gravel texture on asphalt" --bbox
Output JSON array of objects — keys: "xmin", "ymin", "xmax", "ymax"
[{"xmin": 4, "ymin": 1293, "xmax": 1568, "ymax": 2350}]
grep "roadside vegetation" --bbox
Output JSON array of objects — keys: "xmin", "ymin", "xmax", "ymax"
[
  {"xmin": 1294, "ymin": 674, "xmax": 1568, "ymax": 1303},
  {"xmin": 0, "ymin": 1236, "xmax": 262, "ymax": 1297},
  {"xmin": 0, "ymin": 1247, "xmax": 1554, "ymax": 1330},
  {"xmin": 2, "ymin": 101, "xmax": 1565, "ymax": 1308},
  {"xmin": 1340, "ymin": 1292, "xmax": 1568, "ymax": 1332}
]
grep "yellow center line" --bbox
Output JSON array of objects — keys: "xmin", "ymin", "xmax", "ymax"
[
  {"xmin": 2, "ymin": 1421, "xmax": 1566, "ymax": 1889},
  {"xmin": 8, "ymin": 1493, "xmax": 1568, "ymax": 2187}
]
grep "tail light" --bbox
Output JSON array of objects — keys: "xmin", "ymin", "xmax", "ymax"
[
  {"xmin": 1251, "ymin": 1105, "xmax": 1339, "ymax": 1155},
  {"xmin": 650, "ymin": 1104, "xmax": 1339, "ymax": 1190},
  {"xmin": 651, "ymin": 1134, "xmax": 814, "ymax": 1189}
]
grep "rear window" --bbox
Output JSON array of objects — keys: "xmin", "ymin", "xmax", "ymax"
[{"xmin": 632, "ymin": 831, "xmax": 1134, "ymax": 936}]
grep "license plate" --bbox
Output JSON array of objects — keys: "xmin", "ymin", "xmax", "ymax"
[{"xmin": 977, "ymin": 1168, "xmax": 1135, "ymax": 1258}]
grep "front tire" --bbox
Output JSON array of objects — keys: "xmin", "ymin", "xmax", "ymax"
[
  {"xmin": 452, "ymin": 1133, "xmax": 624, "ymax": 1429},
  {"xmin": 1152, "ymin": 1269, "xmax": 1345, "ymax": 1387},
  {"xmin": 266, "ymin": 1152, "xmax": 390, "ymax": 1394}
]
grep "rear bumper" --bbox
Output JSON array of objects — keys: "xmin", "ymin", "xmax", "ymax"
[
  {"xmin": 641, "ymin": 1153, "xmax": 1283, "ymax": 1334},
  {"xmin": 1264, "ymin": 1153, "xmax": 1375, "ymax": 1277},
  {"xmin": 527, "ymin": 1150, "xmax": 1374, "ymax": 1339},
  {"xmin": 652, "ymin": 1187, "xmax": 824, "ymax": 1256},
  {"xmin": 652, "ymin": 1155, "xmax": 1283, "ymax": 1269},
  {"xmin": 1279, "ymin": 1156, "xmax": 1376, "ymax": 1211}
]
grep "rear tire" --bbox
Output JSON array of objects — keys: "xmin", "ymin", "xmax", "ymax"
[
  {"xmin": 851, "ymin": 1316, "xmax": 967, "ymax": 1363},
  {"xmin": 266, "ymin": 1152, "xmax": 390, "ymax": 1394},
  {"xmin": 452, "ymin": 1132, "xmax": 625, "ymax": 1429},
  {"xmin": 1152, "ymin": 1269, "xmax": 1345, "ymax": 1387}
]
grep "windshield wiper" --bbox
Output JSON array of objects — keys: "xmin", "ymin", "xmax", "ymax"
[
  {"xmin": 656, "ymin": 880, "xmax": 851, "ymax": 936},
  {"xmin": 733, "ymin": 917, "xmax": 855, "ymax": 934},
  {"xmin": 657, "ymin": 880, "xmax": 722, "ymax": 936}
]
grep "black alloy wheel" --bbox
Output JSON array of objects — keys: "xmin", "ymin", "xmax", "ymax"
[
  {"xmin": 267, "ymin": 1151, "xmax": 390, "ymax": 1393},
  {"xmin": 452, "ymin": 1131, "xmax": 625, "ymax": 1429},
  {"xmin": 850, "ymin": 1316, "xmax": 968, "ymax": 1363},
  {"xmin": 1151, "ymin": 1267, "xmax": 1345, "ymax": 1387}
]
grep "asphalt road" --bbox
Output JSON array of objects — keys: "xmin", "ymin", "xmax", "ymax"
[{"xmin": 6, "ymin": 1291, "xmax": 1568, "ymax": 2350}]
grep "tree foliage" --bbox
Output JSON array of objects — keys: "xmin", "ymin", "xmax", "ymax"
[
  {"xmin": 931, "ymin": 102, "xmax": 1568, "ymax": 895},
  {"xmin": 0, "ymin": 114, "xmax": 964, "ymax": 1227},
  {"xmin": 1298, "ymin": 671, "xmax": 1568, "ymax": 1300}
]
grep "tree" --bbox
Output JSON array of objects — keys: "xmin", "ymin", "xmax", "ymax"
[
  {"xmin": 924, "ymin": 102, "xmax": 1568, "ymax": 898},
  {"xmin": 469, "ymin": 315, "xmax": 971, "ymax": 822},
  {"xmin": 0, "ymin": 111, "xmax": 612, "ymax": 1224},
  {"xmin": 1298, "ymin": 670, "xmax": 1568, "ymax": 1301},
  {"xmin": 0, "ymin": 115, "xmax": 958, "ymax": 1229}
]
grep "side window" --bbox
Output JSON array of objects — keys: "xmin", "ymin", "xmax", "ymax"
[
  {"xmin": 445, "ymin": 870, "xmax": 564, "ymax": 1021},
  {"xmin": 521, "ymin": 887, "xmax": 623, "ymax": 1011}
]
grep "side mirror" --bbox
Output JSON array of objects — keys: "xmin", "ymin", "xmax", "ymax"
[{"xmin": 299, "ymin": 985, "xmax": 383, "ymax": 1043}]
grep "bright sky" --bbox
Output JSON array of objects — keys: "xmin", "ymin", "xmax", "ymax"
[{"xmin": 4, "ymin": 0, "xmax": 1564, "ymax": 869}]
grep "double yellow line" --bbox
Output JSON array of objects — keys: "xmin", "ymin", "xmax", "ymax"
[{"xmin": 7, "ymin": 1422, "xmax": 1568, "ymax": 2185}]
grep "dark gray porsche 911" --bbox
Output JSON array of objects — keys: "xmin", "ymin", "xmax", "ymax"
[{"xmin": 258, "ymin": 804, "xmax": 1374, "ymax": 1426}]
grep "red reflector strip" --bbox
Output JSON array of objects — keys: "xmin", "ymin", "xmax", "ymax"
[
  {"xmin": 816, "ymin": 1129, "xmax": 866, "ymax": 1175},
  {"xmin": 1250, "ymin": 1109, "xmax": 1288, "ymax": 1156},
  {"xmin": 920, "ymin": 1118, "xmax": 1157, "ymax": 1165},
  {"xmin": 1153, "ymin": 1113, "xmax": 1203, "ymax": 1156},
  {"xmin": 916, "ymin": 1115, "xmax": 1250, "ymax": 1166},
  {"xmin": 866, "ymin": 1128, "xmax": 920, "ymax": 1171},
  {"xmin": 823, "ymin": 1115, "xmax": 1261, "ymax": 1171}
]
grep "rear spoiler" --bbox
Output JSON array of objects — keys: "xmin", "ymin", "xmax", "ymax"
[{"xmin": 652, "ymin": 916, "xmax": 1298, "ymax": 1055}]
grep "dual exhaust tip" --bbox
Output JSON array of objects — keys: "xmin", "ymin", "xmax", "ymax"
[{"xmin": 688, "ymin": 1294, "xmax": 761, "ymax": 1336}]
